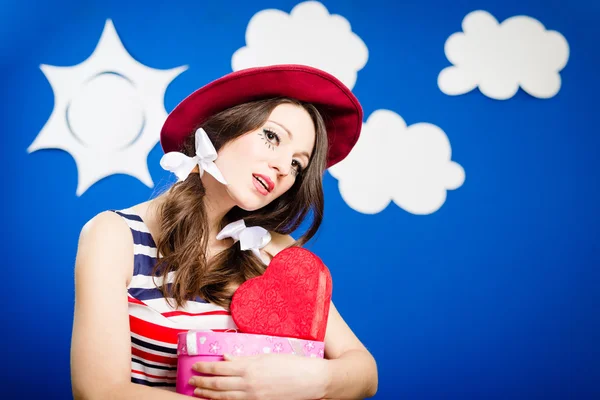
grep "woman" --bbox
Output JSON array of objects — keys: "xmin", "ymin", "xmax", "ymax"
[{"xmin": 70, "ymin": 64, "xmax": 378, "ymax": 400}]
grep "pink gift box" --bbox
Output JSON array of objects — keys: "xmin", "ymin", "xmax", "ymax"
[{"xmin": 176, "ymin": 330, "xmax": 325, "ymax": 396}]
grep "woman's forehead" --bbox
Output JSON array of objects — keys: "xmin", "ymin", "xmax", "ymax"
[{"xmin": 267, "ymin": 104, "xmax": 316, "ymax": 150}]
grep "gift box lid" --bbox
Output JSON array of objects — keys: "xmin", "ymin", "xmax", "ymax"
[{"xmin": 177, "ymin": 330, "xmax": 325, "ymax": 358}]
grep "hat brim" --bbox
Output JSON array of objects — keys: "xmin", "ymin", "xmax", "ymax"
[{"xmin": 160, "ymin": 64, "xmax": 363, "ymax": 168}]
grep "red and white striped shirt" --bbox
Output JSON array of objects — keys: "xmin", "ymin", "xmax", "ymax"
[{"xmin": 115, "ymin": 208, "xmax": 236, "ymax": 390}]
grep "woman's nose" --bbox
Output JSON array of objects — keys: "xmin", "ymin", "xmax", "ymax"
[{"xmin": 269, "ymin": 154, "xmax": 291, "ymax": 177}]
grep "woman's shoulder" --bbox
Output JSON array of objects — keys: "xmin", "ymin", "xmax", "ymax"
[
  {"xmin": 78, "ymin": 210, "xmax": 133, "ymax": 248},
  {"xmin": 80, "ymin": 201, "xmax": 150, "ymax": 238},
  {"xmin": 75, "ymin": 210, "xmax": 136, "ymax": 284}
]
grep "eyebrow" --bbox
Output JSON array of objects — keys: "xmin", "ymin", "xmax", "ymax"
[{"xmin": 267, "ymin": 120, "xmax": 311, "ymax": 161}]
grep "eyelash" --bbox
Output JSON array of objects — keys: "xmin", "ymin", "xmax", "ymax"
[
  {"xmin": 260, "ymin": 128, "xmax": 304, "ymax": 176},
  {"xmin": 261, "ymin": 128, "xmax": 280, "ymax": 149}
]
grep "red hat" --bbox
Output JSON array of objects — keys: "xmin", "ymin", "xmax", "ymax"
[{"xmin": 160, "ymin": 64, "xmax": 363, "ymax": 168}]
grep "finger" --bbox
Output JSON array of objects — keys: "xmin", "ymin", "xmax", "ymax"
[
  {"xmin": 223, "ymin": 353, "xmax": 260, "ymax": 362},
  {"xmin": 193, "ymin": 360, "xmax": 245, "ymax": 376},
  {"xmin": 189, "ymin": 376, "xmax": 246, "ymax": 391},
  {"xmin": 194, "ymin": 388, "xmax": 246, "ymax": 399}
]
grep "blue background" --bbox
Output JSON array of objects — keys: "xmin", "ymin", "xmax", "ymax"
[{"xmin": 1, "ymin": 0, "xmax": 598, "ymax": 398}]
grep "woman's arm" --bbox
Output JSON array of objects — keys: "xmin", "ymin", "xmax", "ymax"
[
  {"xmin": 70, "ymin": 211, "xmax": 189, "ymax": 400},
  {"xmin": 320, "ymin": 302, "xmax": 378, "ymax": 399}
]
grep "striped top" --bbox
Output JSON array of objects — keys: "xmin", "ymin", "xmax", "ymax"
[{"xmin": 113, "ymin": 208, "xmax": 237, "ymax": 390}]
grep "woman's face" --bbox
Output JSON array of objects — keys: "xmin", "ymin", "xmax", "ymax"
[{"xmin": 216, "ymin": 103, "xmax": 316, "ymax": 211}]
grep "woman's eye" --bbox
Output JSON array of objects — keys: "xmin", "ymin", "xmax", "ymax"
[
  {"xmin": 263, "ymin": 129, "xmax": 280, "ymax": 145},
  {"xmin": 291, "ymin": 160, "xmax": 304, "ymax": 176}
]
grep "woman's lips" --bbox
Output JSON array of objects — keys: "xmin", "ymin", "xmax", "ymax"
[
  {"xmin": 253, "ymin": 174, "xmax": 274, "ymax": 192},
  {"xmin": 253, "ymin": 175, "xmax": 270, "ymax": 196}
]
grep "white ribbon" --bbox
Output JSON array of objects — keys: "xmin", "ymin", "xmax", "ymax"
[
  {"xmin": 159, "ymin": 128, "xmax": 228, "ymax": 184},
  {"xmin": 186, "ymin": 331, "xmax": 198, "ymax": 356},
  {"xmin": 216, "ymin": 220, "xmax": 272, "ymax": 263}
]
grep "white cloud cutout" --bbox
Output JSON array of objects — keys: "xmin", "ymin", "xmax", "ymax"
[
  {"xmin": 438, "ymin": 10, "xmax": 569, "ymax": 100},
  {"xmin": 28, "ymin": 19, "xmax": 186, "ymax": 195},
  {"xmin": 328, "ymin": 110, "xmax": 465, "ymax": 215},
  {"xmin": 232, "ymin": 1, "xmax": 368, "ymax": 89}
]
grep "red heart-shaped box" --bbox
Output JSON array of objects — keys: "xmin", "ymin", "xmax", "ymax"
[{"xmin": 230, "ymin": 247, "xmax": 332, "ymax": 341}]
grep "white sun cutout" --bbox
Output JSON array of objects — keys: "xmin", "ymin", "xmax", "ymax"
[{"xmin": 29, "ymin": 19, "xmax": 187, "ymax": 196}]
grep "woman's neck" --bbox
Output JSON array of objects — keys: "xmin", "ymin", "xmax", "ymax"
[{"xmin": 201, "ymin": 172, "xmax": 236, "ymax": 239}]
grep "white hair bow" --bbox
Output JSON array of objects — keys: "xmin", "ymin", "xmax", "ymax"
[
  {"xmin": 216, "ymin": 220, "xmax": 272, "ymax": 263},
  {"xmin": 159, "ymin": 128, "xmax": 228, "ymax": 184}
]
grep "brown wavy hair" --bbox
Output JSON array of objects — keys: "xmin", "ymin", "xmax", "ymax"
[{"xmin": 153, "ymin": 98, "xmax": 329, "ymax": 309}]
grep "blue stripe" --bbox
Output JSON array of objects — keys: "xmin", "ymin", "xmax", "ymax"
[
  {"xmin": 129, "ymin": 286, "xmax": 171, "ymax": 301},
  {"xmin": 115, "ymin": 210, "xmax": 144, "ymax": 222},
  {"xmin": 128, "ymin": 285, "xmax": 208, "ymax": 303},
  {"xmin": 131, "ymin": 230, "xmax": 156, "ymax": 247},
  {"xmin": 192, "ymin": 295, "xmax": 207, "ymax": 303},
  {"xmin": 131, "ymin": 356, "xmax": 177, "ymax": 371},
  {"xmin": 134, "ymin": 253, "xmax": 159, "ymax": 277},
  {"xmin": 131, "ymin": 377, "xmax": 175, "ymax": 387},
  {"xmin": 131, "ymin": 336, "xmax": 177, "ymax": 355}
]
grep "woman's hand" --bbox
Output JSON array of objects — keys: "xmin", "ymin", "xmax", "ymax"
[{"xmin": 189, "ymin": 353, "xmax": 330, "ymax": 400}]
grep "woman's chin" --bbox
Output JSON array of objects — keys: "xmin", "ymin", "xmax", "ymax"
[
  {"xmin": 228, "ymin": 192, "xmax": 267, "ymax": 212},
  {"xmin": 226, "ymin": 185, "xmax": 274, "ymax": 212},
  {"xmin": 235, "ymin": 199, "xmax": 268, "ymax": 212}
]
